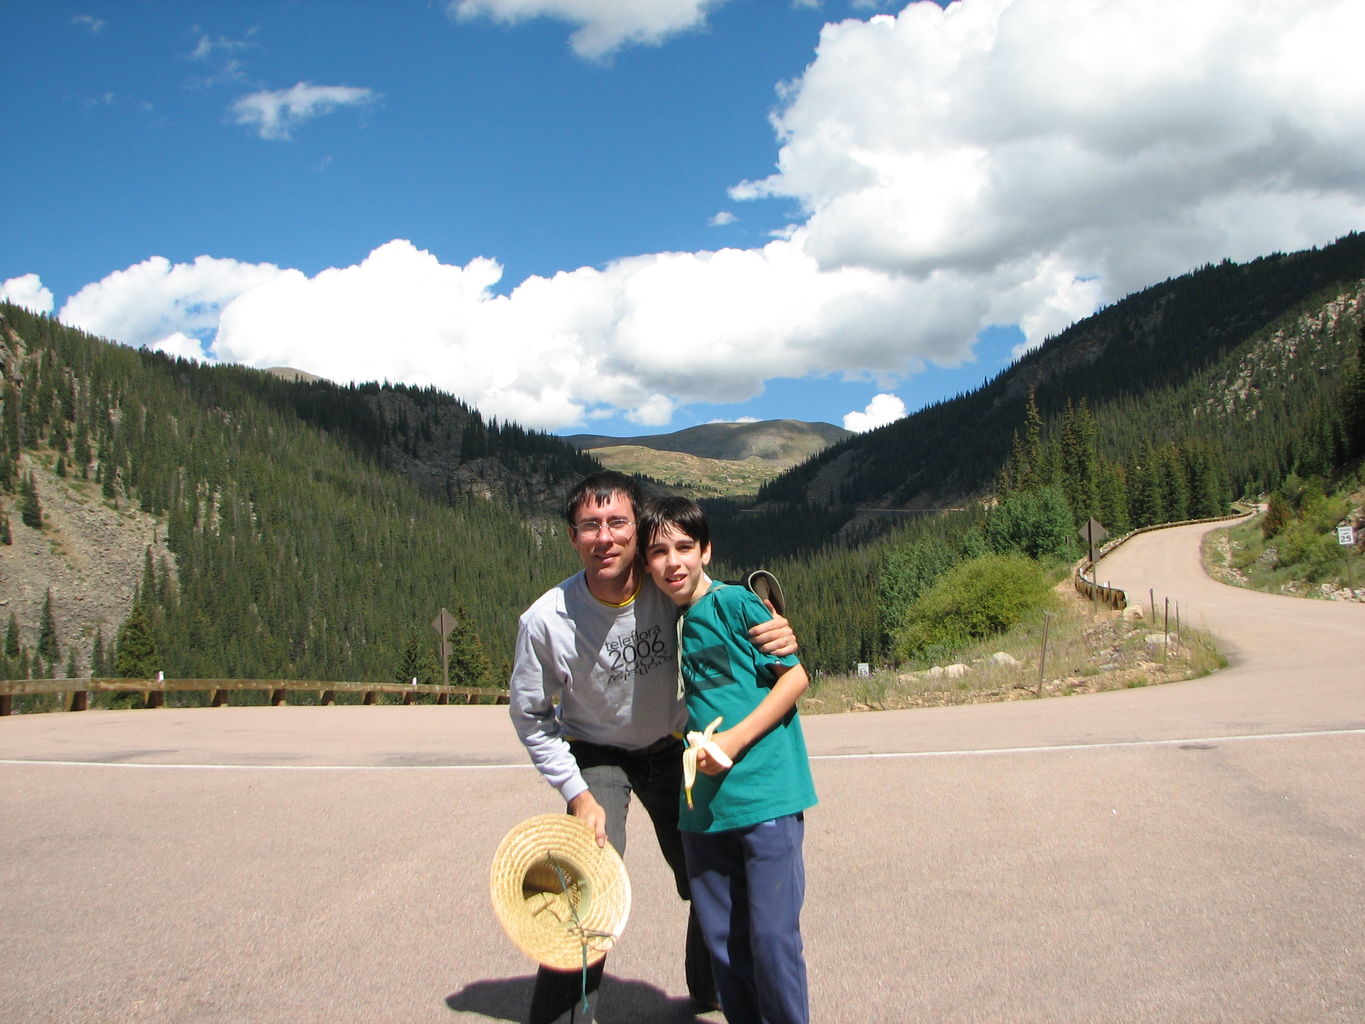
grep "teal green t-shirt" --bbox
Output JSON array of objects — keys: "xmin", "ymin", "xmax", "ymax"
[{"xmin": 677, "ymin": 583, "xmax": 817, "ymax": 833}]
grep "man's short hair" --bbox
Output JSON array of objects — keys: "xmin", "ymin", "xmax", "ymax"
[
  {"xmin": 564, "ymin": 471, "xmax": 644, "ymax": 526},
  {"xmin": 639, "ymin": 495, "xmax": 710, "ymax": 551}
]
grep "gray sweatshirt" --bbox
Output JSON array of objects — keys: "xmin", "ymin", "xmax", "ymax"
[{"xmin": 509, "ymin": 572, "xmax": 685, "ymax": 802}]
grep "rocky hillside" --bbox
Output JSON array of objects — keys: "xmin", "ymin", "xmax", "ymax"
[{"xmin": 2, "ymin": 455, "xmax": 170, "ymax": 675}]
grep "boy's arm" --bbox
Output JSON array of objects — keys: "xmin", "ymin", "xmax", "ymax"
[{"xmin": 699, "ymin": 661, "xmax": 809, "ymax": 775}]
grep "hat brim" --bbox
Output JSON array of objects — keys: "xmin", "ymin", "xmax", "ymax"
[
  {"xmin": 745, "ymin": 569, "xmax": 786, "ymax": 617},
  {"xmin": 489, "ymin": 814, "xmax": 631, "ymax": 970}
]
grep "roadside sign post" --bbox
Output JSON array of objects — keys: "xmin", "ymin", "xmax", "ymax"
[
  {"xmin": 1079, "ymin": 518, "xmax": 1109, "ymax": 568},
  {"xmin": 1338, "ymin": 526, "xmax": 1357, "ymax": 599},
  {"xmin": 1078, "ymin": 519, "xmax": 1109, "ymax": 614},
  {"xmin": 431, "ymin": 608, "xmax": 456, "ymax": 685}
]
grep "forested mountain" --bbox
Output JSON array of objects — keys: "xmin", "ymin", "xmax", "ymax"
[
  {"xmin": 0, "ymin": 305, "xmax": 590, "ymax": 685},
  {"xmin": 3, "ymin": 231, "xmax": 1363, "ymax": 684},
  {"xmin": 728, "ymin": 231, "xmax": 1365, "ymax": 562}
]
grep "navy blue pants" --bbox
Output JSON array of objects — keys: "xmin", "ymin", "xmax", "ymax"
[
  {"xmin": 528, "ymin": 736, "xmax": 715, "ymax": 1024},
  {"xmin": 682, "ymin": 813, "xmax": 809, "ymax": 1024}
]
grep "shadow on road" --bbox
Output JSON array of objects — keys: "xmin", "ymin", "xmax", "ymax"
[{"xmin": 445, "ymin": 974, "xmax": 711, "ymax": 1023}]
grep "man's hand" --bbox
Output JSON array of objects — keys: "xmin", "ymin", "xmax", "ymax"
[
  {"xmin": 567, "ymin": 790, "xmax": 608, "ymax": 848},
  {"xmin": 749, "ymin": 606, "xmax": 797, "ymax": 657}
]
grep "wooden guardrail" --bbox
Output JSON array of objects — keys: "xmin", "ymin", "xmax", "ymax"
[{"xmin": 0, "ymin": 677, "xmax": 509, "ymax": 716}]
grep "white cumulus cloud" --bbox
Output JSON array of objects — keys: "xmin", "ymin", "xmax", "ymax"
[
  {"xmin": 736, "ymin": 0, "xmax": 1365, "ymax": 351},
  {"xmin": 230, "ymin": 82, "xmax": 377, "ymax": 141},
  {"xmin": 204, "ymin": 238, "xmax": 979, "ymax": 430},
  {"xmin": 1, "ymin": 274, "xmax": 55, "ymax": 314},
  {"xmin": 449, "ymin": 0, "xmax": 727, "ymax": 59},
  {"xmin": 843, "ymin": 393, "xmax": 906, "ymax": 432},
  {"xmin": 57, "ymin": 238, "xmax": 985, "ymax": 431},
  {"xmin": 44, "ymin": 0, "xmax": 1365, "ymax": 433},
  {"xmin": 59, "ymin": 255, "xmax": 286, "ymax": 354}
]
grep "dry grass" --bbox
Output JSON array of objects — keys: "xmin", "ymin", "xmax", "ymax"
[{"xmin": 799, "ymin": 583, "xmax": 1225, "ymax": 716}]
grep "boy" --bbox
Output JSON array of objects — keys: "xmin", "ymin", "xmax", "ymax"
[{"xmin": 640, "ymin": 496, "xmax": 816, "ymax": 1024}]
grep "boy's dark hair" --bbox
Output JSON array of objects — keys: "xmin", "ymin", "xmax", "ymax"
[
  {"xmin": 639, "ymin": 495, "xmax": 711, "ymax": 551},
  {"xmin": 563, "ymin": 471, "xmax": 644, "ymax": 526}
]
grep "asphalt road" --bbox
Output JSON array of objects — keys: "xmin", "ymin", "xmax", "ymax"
[{"xmin": 2, "ymin": 518, "xmax": 1362, "ymax": 1023}]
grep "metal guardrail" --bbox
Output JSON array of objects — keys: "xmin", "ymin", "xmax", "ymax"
[{"xmin": 0, "ymin": 677, "xmax": 510, "ymax": 716}]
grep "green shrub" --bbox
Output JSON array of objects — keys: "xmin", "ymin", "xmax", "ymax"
[
  {"xmin": 877, "ymin": 535, "xmax": 960, "ymax": 644},
  {"xmin": 893, "ymin": 553, "xmax": 1056, "ymax": 661},
  {"xmin": 986, "ymin": 486, "xmax": 1073, "ymax": 559}
]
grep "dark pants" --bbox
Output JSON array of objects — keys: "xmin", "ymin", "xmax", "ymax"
[
  {"xmin": 528, "ymin": 736, "xmax": 716, "ymax": 1024},
  {"xmin": 682, "ymin": 814, "xmax": 808, "ymax": 1024}
]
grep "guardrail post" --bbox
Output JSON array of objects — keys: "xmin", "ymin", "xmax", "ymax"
[
  {"xmin": 271, "ymin": 689, "xmax": 287, "ymax": 706},
  {"xmin": 69, "ymin": 690, "xmax": 89, "ymax": 712}
]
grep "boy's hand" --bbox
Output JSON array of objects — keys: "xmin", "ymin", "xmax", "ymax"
[
  {"xmin": 749, "ymin": 606, "xmax": 797, "ymax": 657},
  {"xmin": 696, "ymin": 730, "xmax": 740, "ymax": 776},
  {"xmin": 684, "ymin": 719, "xmax": 735, "ymax": 807}
]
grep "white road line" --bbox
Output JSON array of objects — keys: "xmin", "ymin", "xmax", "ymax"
[
  {"xmin": 1, "ymin": 727, "xmax": 1360, "ymax": 770},
  {"xmin": 809, "ymin": 727, "xmax": 1365, "ymax": 761}
]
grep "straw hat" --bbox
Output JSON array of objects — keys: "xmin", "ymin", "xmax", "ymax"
[
  {"xmin": 489, "ymin": 814, "xmax": 632, "ymax": 970},
  {"xmin": 744, "ymin": 569, "xmax": 786, "ymax": 616}
]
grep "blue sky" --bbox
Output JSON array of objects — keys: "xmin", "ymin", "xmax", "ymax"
[{"xmin": 4, "ymin": 0, "xmax": 1364, "ymax": 438}]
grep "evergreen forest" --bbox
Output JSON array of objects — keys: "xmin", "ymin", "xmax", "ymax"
[{"xmin": 3, "ymin": 231, "xmax": 1364, "ymax": 687}]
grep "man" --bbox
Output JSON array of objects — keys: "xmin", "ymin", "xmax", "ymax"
[{"xmin": 509, "ymin": 471, "xmax": 797, "ymax": 1024}]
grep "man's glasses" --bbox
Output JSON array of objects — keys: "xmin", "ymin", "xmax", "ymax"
[{"xmin": 573, "ymin": 517, "xmax": 636, "ymax": 539}]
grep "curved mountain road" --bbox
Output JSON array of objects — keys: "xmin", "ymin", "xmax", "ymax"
[{"xmin": 1, "ymin": 517, "xmax": 1361, "ymax": 1023}]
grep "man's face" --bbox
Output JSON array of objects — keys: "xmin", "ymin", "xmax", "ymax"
[{"xmin": 568, "ymin": 490, "xmax": 639, "ymax": 594}]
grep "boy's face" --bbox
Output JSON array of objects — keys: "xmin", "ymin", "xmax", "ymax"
[{"xmin": 643, "ymin": 523, "xmax": 712, "ymax": 607}]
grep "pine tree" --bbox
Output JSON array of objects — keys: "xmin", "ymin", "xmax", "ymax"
[
  {"xmin": 1058, "ymin": 399, "xmax": 1099, "ymax": 526},
  {"xmin": 1158, "ymin": 444, "xmax": 1190, "ymax": 522},
  {"xmin": 396, "ymin": 630, "xmax": 440, "ymax": 685},
  {"xmin": 1343, "ymin": 324, "xmax": 1365, "ymax": 460},
  {"xmin": 448, "ymin": 605, "xmax": 494, "ymax": 688},
  {"xmin": 4, "ymin": 613, "xmax": 19, "ymax": 658},
  {"xmin": 1096, "ymin": 459, "xmax": 1131, "ymax": 536},
  {"xmin": 1127, "ymin": 444, "xmax": 1165, "ymax": 528},
  {"xmin": 1, "ymin": 513, "xmax": 10, "ymax": 545},
  {"xmin": 114, "ymin": 604, "xmax": 159, "ymax": 678},
  {"xmin": 38, "ymin": 588, "xmax": 59, "ymax": 663},
  {"xmin": 91, "ymin": 626, "xmax": 107, "ymax": 677},
  {"xmin": 1010, "ymin": 390, "xmax": 1049, "ymax": 491},
  {"xmin": 19, "ymin": 472, "xmax": 42, "ymax": 529}
]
